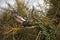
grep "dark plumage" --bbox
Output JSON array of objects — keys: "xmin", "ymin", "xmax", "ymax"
[
  {"xmin": 11, "ymin": 13, "xmax": 33, "ymax": 27},
  {"xmin": 22, "ymin": 21, "xmax": 33, "ymax": 27},
  {"xmin": 1, "ymin": 7, "xmax": 34, "ymax": 27}
]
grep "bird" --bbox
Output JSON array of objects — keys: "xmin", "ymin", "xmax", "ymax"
[
  {"xmin": 1, "ymin": 7, "xmax": 34, "ymax": 27},
  {"xmin": 10, "ymin": 6, "xmax": 35, "ymax": 27},
  {"xmin": 10, "ymin": 11, "xmax": 33, "ymax": 27}
]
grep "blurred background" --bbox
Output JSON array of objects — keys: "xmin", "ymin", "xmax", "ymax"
[{"xmin": 0, "ymin": 0, "xmax": 60, "ymax": 40}]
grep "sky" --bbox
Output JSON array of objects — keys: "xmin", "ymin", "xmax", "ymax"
[
  {"xmin": 0, "ymin": 0, "xmax": 46, "ymax": 9},
  {"xmin": 0, "ymin": 0, "xmax": 49, "ymax": 17},
  {"xmin": 0, "ymin": 0, "xmax": 15, "ymax": 8},
  {"xmin": 0, "ymin": 0, "xmax": 49, "ymax": 14}
]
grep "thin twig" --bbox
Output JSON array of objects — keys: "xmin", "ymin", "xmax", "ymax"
[
  {"xmin": 3, "ymin": 26, "xmax": 36, "ymax": 35},
  {"xmin": 36, "ymin": 31, "xmax": 41, "ymax": 40}
]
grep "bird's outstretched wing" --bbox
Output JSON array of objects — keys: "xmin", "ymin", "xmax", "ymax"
[{"xmin": 12, "ymin": 14, "xmax": 26, "ymax": 24}]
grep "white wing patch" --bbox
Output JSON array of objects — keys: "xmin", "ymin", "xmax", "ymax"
[{"xmin": 16, "ymin": 16, "xmax": 26, "ymax": 21}]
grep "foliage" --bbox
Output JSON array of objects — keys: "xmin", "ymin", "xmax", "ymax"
[
  {"xmin": 47, "ymin": 0, "xmax": 60, "ymax": 25},
  {"xmin": 47, "ymin": 0, "xmax": 60, "ymax": 40},
  {"xmin": 0, "ymin": 0, "xmax": 56, "ymax": 40}
]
